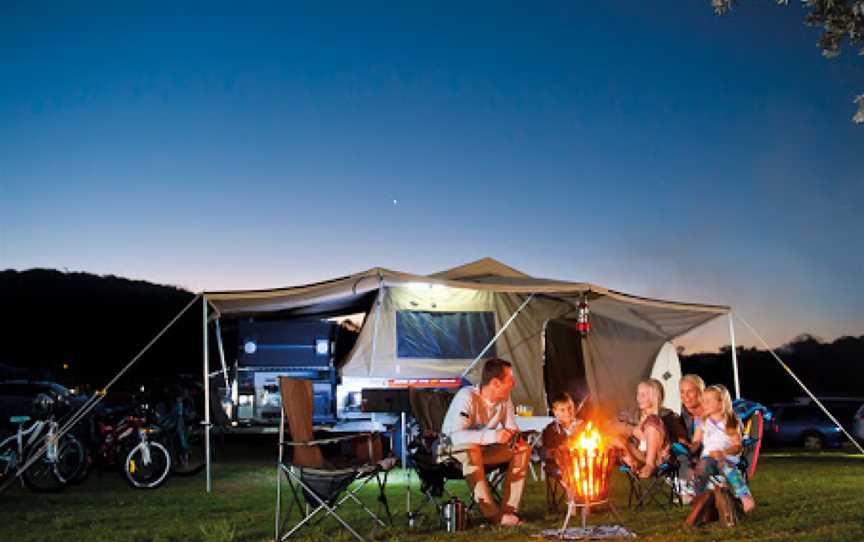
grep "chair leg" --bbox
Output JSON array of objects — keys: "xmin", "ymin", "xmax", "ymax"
[{"xmin": 281, "ymin": 473, "xmax": 367, "ymax": 542}]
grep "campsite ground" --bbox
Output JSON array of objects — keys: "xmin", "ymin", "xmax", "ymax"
[{"xmin": 1, "ymin": 437, "xmax": 862, "ymax": 542}]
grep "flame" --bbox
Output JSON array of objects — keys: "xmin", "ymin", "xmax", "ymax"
[{"xmin": 562, "ymin": 421, "xmax": 612, "ymax": 503}]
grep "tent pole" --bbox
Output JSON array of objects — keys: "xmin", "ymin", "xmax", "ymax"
[
  {"xmin": 735, "ymin": 313, "xmax": 864, "ymax": 455},
  {"xmin": 203, "ymin": 297, "xmax": 212, "ymax": 492},
  {"xmin": 214, "ymin": 318, "xmax": 230, "ymax": 392},
  {"xmin": 461, "ymin": 294, "xmax": 534, "ymax": 379},
  {"xmin": 729, "ymin": 313, "xmax": 741, "ymax": 400}
]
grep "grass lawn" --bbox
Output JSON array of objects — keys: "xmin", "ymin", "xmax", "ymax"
[{"xmin": 1, "ymin": 449, "xmax": 862, "ymax": 542}]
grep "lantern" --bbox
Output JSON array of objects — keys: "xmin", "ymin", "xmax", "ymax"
[{"xmin": 576, "ymin": 297, "xmax": 591, "ymax": 336}]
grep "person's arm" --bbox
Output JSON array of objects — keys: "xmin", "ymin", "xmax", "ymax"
[
  {"xmin": 440, "ymin": 390, "xmax": 499, "ymax": 447},
  {"xmin": 689, "ymin": 424, "xmax": 704, "ymax": 455},
  {"xmin": 639, "ymin": 425, "xmax": 662, "ymax": 478},
  {"xmin": 503, "ymin": 398, "xmax": 519, "ymax": 432},
  {"xmin": 723, "ymin": 427, "xmax": 743, "ymax": 457}
]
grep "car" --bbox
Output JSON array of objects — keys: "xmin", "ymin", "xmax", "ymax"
[
  {"xmin": 0, "ymin": 380, "xmax": 88, "ymax": 425},
  {"xmin": 854, "ymin": 403, "xmax": 864, "ymax": 443},
  {"xmin": 768, "ymin": 400, "xmax": 860, "ymax": 450}
]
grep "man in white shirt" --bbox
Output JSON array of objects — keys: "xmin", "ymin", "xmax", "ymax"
[{"xmin": 439, "ymin": 358, "xmax": 530, "ymax": 526}]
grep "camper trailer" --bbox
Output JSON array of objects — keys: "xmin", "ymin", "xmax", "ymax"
[{"xmin": 230, "ymin": 318, "xmax": 340, "ymax": 426}]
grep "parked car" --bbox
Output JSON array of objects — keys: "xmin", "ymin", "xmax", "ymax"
[
  {"xmin": 769, "ymin": 400, "xmax": 860, "ymax": 450},
  {"xmin": 854, "ymin": 403, "xmax": 864, "ymax": 443},
  {"xmin": 0, "ymin": 380, "xmax": 88, "ymax": 425}
]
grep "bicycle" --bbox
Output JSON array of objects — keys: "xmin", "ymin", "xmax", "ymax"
[{"xmin": 0, "ymin": 409, "xmax": 85, "ymax": 493}]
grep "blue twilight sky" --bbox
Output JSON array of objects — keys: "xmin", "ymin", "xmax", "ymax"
[{"xmin": 1, "ymin": 1, "xmax": 862, "ymax": 352}]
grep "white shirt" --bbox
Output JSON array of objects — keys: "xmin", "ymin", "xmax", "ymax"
[
  {"xmin": 701, "ymin": 416, "xmax": 740, "ymax": 463},
  {"xmin": 440, "ymin": 386, "xmax": 518, "ymax": 448}
]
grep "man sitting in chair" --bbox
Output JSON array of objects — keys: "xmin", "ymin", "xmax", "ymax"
[{"xmin": 439, "ymin": 358, "xmax": 530, "ymax": 526}]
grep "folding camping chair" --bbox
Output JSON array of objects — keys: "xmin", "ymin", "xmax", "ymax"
[
  {"xmin": 619, "ymin": 452, "xmax": 684, "ymax": 510},
  {"xmin": 405, "ymin": 387, "xmax": 507, "ymax": 526},
  {"xmin": 275, "ymin": 377, "xmax": 396, "ymax": 542},
  {"xmin": 542, "ymin": 449, "xmax": 568, "ymax": 512}
]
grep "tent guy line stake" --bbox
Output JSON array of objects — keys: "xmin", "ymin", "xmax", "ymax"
[
  {"xmin": 0, "ymin": 294, "xmax": 203, "ymax": 496},
  {"xmin": 734, "ymin": 312, "xmax": 864, "ymax": 456},
  {"xmin": 461, "ymin": 294, "xmax": 534, "ymax": 378}
]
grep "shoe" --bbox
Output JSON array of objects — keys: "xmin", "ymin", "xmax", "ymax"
[{"xmin": 499, "ymin": 513, "xmax": 523, "ymax": 526}]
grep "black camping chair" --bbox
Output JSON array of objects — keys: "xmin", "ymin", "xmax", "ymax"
[
  {"xmin": 275, "ymin": 377, "xmax": 396, "ymax": 542},
  {"xmin": 619, "ymin": 452, "xmax": 683, "ymax": 509},
  {"xmin": 405, "ymin": 387, "xmax": 506, "ymax": 526}
]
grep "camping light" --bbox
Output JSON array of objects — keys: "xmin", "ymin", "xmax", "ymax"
[{"xmin": 576, "ymin": 297, "xmax": 591, "ymax": 336}]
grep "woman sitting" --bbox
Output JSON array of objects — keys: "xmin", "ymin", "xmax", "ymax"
[{"xmin": 611, "ymin": 378, "xmax": 670, "ymax": 478}]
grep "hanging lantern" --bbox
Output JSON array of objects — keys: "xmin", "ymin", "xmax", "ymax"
[{"xmin": 576, "ymin": 296, "xmax": 591, "ymax": 336}]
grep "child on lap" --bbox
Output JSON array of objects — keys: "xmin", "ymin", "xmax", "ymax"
[{"xmin": 690, "ymin": 384, "xmax": 756, "ymax": 513}]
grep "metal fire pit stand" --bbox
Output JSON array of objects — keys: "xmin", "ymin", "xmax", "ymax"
[{"xmin": 558, "ymin": 497, "xmax": 624, "ymax": 535}]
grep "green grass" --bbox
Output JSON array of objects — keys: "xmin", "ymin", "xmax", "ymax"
[{"xmin": 1, "ymin": 451, "xmax": 862, "ymax": 542}]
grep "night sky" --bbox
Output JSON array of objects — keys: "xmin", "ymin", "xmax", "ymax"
[{"xmin": 2, "ymin": 1, "xmax": 862, "ymax": 352}]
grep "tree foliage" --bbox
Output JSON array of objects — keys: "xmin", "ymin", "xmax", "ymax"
[{"xmin": 711, "ymin": 1, "xmax": 864, "ymax": 123}]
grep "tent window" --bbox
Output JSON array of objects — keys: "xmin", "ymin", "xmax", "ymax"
[{"xmin": 396, "ymin": 311, "xmax": 496, "ymax": 359}]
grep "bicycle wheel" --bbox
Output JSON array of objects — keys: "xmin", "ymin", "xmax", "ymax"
[
  {"xmin": 124, "ymin": 441, "xmax": 171, "ymax": 489},
  {"xmin": 54, "ymin": 433, "xmax": 86, "ymax": 484},
  {"xmin": 22, "ymin": 445, "xmax": 65, "ymax": 492}
]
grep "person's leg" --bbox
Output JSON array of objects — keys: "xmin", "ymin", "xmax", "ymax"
[
  {"xmin": 481, "ymin": 444, "xmax": 529, "ymax": 518},
  {"xmin": 451, "ymin": 446, "xmax": 499, "ymax": 521},
  {"xmin": 691, "ymin": 457, "xmax": 716, "ymax": 495}
]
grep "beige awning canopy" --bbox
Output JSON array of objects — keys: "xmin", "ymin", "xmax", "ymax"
[
  {"xmin": 203, "ymin": 257, "xmax": 728, "ymax": 414},
  {"xmin": 204, "ymin": 257, "xmax": 727, "ymax": 339}
]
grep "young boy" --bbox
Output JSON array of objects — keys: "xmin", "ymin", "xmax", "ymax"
[{"xmin": 541, "ymin": 391, "xmax": 583, "ymax": 479}]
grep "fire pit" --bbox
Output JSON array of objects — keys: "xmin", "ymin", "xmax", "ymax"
[{"xmin": 541, "ymin": 422, "xmax": 635, "ymax": 540}]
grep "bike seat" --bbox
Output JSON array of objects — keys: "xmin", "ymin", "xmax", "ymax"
[{"xmin": 10, "ymin": 415, "xmax": 30, "ymax": 424}]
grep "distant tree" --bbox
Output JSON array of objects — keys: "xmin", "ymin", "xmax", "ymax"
[{"xmin": 711, "ymin": 0, "xmax": 864, "ymax": 123}]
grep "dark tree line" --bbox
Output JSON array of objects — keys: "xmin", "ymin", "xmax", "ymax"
[{"xmin": 682, "ymin": 333, "xmax": 864, "ymax": 406}]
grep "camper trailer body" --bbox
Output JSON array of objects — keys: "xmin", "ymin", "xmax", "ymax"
[{"xmin": 232, "ymin": 318, "xmax": 338, "ymax": 426}]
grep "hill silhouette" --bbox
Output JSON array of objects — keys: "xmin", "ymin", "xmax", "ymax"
[{"xmin": 0, "ymin": 269, "xmax": 200, "ymax": 389}]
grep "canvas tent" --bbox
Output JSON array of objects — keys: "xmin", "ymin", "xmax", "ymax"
[{"xmin": 205, "ymin": 257, "xmax": 730, "ymax": 417}]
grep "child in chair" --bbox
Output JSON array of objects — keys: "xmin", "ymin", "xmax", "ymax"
[
  {"xmin": 690, "ymin": 384, "xmax": 756, "ymax": 513},
  {"xmin": 541, "ymin": 391, "xmax": 583, "ymax": 479}
]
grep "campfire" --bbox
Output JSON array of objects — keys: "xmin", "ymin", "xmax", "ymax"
[
  {"xmin": 558, "ymin": 421, "xmax": 612, "ymax": 505},
  {"xmin": 542, "ymin": 421, "xmax": 634, "ymax": 540}
]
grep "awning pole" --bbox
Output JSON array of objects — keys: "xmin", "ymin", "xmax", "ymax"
[
  {"xmin": 461, "ymin": 294, "xmax": 534, "ymax": 379},
  {"xmin": 735, "ymin": 313, "xmax": 864, "ymax": 455},
  {"xmin": 203, "ymin": 297, "xmax": 212, "ymax": 492},
  {"xmin": 729, "ymin": 313, "xmax": 741, "ymax": 400},
  {"xmin": 215, "ymin": 318, "xmax": 230, "ymax": 392}
]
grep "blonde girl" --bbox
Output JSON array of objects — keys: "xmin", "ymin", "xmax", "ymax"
[
  {"xmin": 691, "ymin": 384, "xmax": 756, "ymax": 513},
  {"xmin": 614, "ymin": 378, "xmax": 670, "ymax": 478}
]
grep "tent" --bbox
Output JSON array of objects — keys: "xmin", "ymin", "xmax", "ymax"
[{"xmin": 205, "ymin": 257, "xmax": 730, "ymax": 417}]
